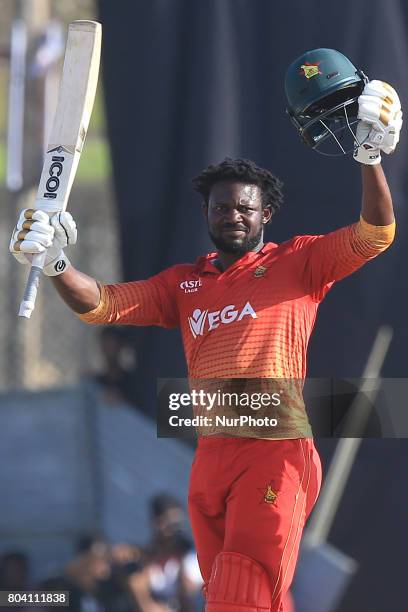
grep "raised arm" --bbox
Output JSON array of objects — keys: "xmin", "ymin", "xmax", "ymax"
[
  {"xmin": 355, "ymin": 79, "xmax": 401, "ymax": 225},
  {"xmin": 10, "ymin": 210, "xmax": 179, "ymax": 327},
  {"xmin": 292, "ymin": 163, "xmax": 396, "ymax": 301},
  {"xmin": 51, "ymin": 265, "xmax": 101, "ymax": 314},
  {"xmin": 10, "ymin": 210, "xmax": 101, "ymax": 314},
  {"xmin": 294, "ymin": 79, "xmax": 401, "ymax": 300},
  {"xmin": 360, "ymin": 164, "xmax": 394, "ymax": 226}
]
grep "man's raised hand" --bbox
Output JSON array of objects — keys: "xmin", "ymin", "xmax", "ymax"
[
  {"xmin": 10, "ymin": 209, "xmax": 77, "ymax": 276},
  {"xmin": 354, "ymin": 80, "xmax": 403, "ymax": 165}
]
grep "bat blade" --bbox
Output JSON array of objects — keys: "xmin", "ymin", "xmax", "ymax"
[{"xmin": 18, "ymin": 20, "xmax": 102, "ymax": 319}]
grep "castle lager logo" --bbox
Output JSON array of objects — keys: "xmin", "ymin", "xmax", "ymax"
[{"xmin": 179, "ymin": 279, "xmax": 202, "ymax": 293}]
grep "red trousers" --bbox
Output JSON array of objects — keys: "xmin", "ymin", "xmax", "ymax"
[{"xmin": 188, "ymin": 437, "xmax": 322, "ymax": 611}]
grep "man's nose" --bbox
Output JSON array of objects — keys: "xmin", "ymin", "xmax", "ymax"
[{"xmin": 226, "ymin": 207, "xmax": 243, "ymax": 222}]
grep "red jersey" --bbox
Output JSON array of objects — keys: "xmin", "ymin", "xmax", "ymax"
[{"xmin": 79, "ymin": 217, "xmax": 394, "ymax": 437}]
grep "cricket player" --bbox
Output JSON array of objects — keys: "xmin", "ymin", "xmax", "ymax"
[{"xmin": 10, "ymin": 74, "xmax": 401, "ymax": 611}]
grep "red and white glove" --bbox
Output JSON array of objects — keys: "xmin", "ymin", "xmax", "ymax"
[
  {"xmin": 9, "ymin": 209, "xmax": 77, "ymax": 276},
  {"xmin": 353, "ymin": 80, "xmax": 403, "ymax": 165}
]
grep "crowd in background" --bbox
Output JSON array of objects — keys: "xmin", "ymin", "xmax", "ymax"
[
  {"xmin": 0, "ymin": 327, "xmax": 201, "ymax": 612},
  {"xmin": 0, "ymin": 494, "xmax": 203, "ymax": 612},
  {"xmin": 92, "ymin": 327, "xmax": 142, "ymax": 412}
]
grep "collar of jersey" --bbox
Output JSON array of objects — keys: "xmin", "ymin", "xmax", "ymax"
[{"xmin": 195, "ymin": 241, "xmax": 278, "ymax": 275}]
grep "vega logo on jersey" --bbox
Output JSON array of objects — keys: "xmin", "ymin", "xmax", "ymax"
[
  {"xmin": 180, "ymin": 279, "xmax": 202, "ymax": 293},
  {"xmin": 188, "ymin": 302, "xmax": 257, "ymax": 338}
]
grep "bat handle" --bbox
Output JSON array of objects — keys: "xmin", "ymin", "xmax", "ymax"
[{"xmin": 18, "ymin": 251, "xmax": 47, "ymax": 318}]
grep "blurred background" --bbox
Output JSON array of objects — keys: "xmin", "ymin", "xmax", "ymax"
[{"xmin": 1, "ymin": 0, "xmax": 407, "ymax": 610}]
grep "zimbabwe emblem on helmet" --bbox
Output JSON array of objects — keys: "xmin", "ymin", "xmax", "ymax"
[{"xmin": 299, "ymin": 61, "xmax": 321, "ymax": 79}]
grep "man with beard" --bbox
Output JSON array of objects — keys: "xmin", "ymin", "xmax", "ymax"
[{"xmin": 10, "ymin": 153, "xmax": 396, "ymax": 610}]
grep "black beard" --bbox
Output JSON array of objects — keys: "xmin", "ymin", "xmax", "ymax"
[{"xmin": 208, "ymin": 226, "xmax": 263, "ymax": 255}]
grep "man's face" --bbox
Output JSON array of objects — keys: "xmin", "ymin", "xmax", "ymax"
[
  {"xmin": 154, "ymin": 507, "xmax": 185, "ymax": 538},
  {"xmin": 205, "ymin": 181, "xmax": 271, "ymax": 255}
]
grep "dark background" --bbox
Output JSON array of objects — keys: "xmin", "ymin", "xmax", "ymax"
[{"xmin": 97, "ymin": 1, "xmax": 408, "ymax": 610}]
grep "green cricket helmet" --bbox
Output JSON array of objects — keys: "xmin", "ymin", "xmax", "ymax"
[{"xmin": 285, "ymin": 48, "xmax": 368, "ymax": 156}]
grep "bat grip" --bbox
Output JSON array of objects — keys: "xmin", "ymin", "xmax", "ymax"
[{"xmin": 18, "ymin": 251, "xmax": 47, "ymax": 318}]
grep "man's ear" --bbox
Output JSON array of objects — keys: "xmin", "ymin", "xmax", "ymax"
[{"xmin": 262, "ymin": 206, "xmax": 272, "ymax": 225}]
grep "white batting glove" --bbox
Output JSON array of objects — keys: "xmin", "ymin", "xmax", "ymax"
[
  {"xmin": 9, "ymin": 209, "xmax": 77, "ymax": 276},
  {"xmin": 354, "ymin": 121, "xmax": 382, "ymax": 165},
  {"xmin": 354, "ymin": 80, "xmax": 403, "ymax": 165}
]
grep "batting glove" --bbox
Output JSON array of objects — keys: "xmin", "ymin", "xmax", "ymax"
[
  {"xmin": 9, "ymin": 209, "xmax": 77, "ymax": 276},
  {"xmin": 354, "ymin": 80, "xmax": 403, "ymax": 165}
]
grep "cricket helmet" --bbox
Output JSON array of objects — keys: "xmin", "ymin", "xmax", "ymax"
[{"xmin": 285, "ymin": 48, "xmax": 368, "ymax": 156}]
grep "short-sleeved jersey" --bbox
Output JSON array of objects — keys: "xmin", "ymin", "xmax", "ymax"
[{"xmin": 79, "ymin": 217, "xmax": 395, "ymax": 438}]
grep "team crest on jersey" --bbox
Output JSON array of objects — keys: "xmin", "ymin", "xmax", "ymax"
[
  {"xmin": 299, "ymin": 62, "xmax": 321, "ymax": 79},
  {"xmin": 179, "ymin": 278, "xmax": 202, "ymax": 293},
  {"xmin": 253, "ymin": 265, "xmax": 267, "ymax": 278},
  {"xmin": 259, "ymin": 483, "xmax": 278, "ymax": 505}
]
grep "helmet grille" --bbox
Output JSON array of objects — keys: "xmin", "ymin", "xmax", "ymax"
[{"xmin": 291, "ymin": 81, "xmax": 366, "ymax": 157}]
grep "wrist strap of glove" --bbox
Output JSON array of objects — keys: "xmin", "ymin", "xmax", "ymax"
[
  {"xmin": 43, "ymin": 251, "xmax": 71, "ymax": 276},
  {"xmin": 353, "ymin": 144, "xmax": 381, "ymax": 165}
]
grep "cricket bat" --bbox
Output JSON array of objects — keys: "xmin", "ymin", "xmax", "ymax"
[{"xmin": 18, "ymin": 20, "xmax": 102, "ymax": 318}]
